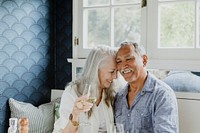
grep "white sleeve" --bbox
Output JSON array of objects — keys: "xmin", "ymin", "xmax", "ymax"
[{"xmin": 53, "ymin": 85, "xmax": 77, "ymax": 132}]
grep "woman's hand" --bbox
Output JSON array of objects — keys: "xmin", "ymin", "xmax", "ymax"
[
  {"xmin": 63, "ymin": 95, "xmax": 93, "ymax": 133},
  {"xmin": 72, "ymin": 95, "xmax": 93, "ymax": 117}
]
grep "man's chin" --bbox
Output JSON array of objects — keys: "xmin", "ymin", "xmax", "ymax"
[
  {"xmin": 124, "ymin": 77, "xmax": 131, "ymax": 82},
  {"xmin": 124, "ymin": 76, "xmax": 136, "ymax": 83},
  {"xmin": 123, "ymin": 74, "xmax": 131, "ymax": 80}
]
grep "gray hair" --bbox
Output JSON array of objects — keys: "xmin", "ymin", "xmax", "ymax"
[
  {"xmin": 81, "ymin": 45, "xmax": 117, "ymax": 83},
  {"xmin": 67, "ymin": 45, "xmax": 118, "ymax": 117},
  {"xmin": 68, "ymin": 45, "xmax": 117, "ymax": 103},
  {"xmin": 120, "ymin": 41, "xmax": 146, "ymax": 56}
]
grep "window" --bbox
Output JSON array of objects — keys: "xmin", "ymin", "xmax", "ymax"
[
  {"xmin": 73, "ymin": 0, "xmax": 200, "ymax": 70},
  {"xmin": 147, "ymin": 0, "xmax": 200, "ymax": 61},
  {"xmin": 74, "ymin": 0, "xmax": 143, "ymax": 57},
  {"xmin": 83, "ymin": 0, "xmax": 141, "ymax": 48}
]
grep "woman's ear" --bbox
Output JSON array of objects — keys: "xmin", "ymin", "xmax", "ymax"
[{"xmin": 142, "ymin": 55, "xmax": 148, "ymax": 67}]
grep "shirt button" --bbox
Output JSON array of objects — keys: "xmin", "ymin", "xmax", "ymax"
[
  {"xmin": 141, "ymin": 91, "xmax": 145, "ymax": 95},
  {"xmin": 127, "ymin": 114, "xmax": 130, "ymax": 117}
]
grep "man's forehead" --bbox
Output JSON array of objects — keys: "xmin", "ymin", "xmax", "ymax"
[
  {"xmin": 117, "ymin": 45, "xmax": 135, "ymax": 56},
  {"xmin": 120, "ymin": 44, "xmax": 135, "ymax": 51}
]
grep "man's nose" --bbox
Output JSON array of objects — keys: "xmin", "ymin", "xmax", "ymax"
[{"xmin": 121, "ymin": 61, "xmax": 128, "ymax": 69}]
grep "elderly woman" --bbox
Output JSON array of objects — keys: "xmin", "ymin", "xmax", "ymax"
[{"xmin": 53, "ymin": 45, "xmax": 125, "ymax": 133}]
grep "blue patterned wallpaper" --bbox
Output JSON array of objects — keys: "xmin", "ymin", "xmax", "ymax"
[{"xmin": 0, "ymin": 0, "xmax": 72, "ymax": 132}]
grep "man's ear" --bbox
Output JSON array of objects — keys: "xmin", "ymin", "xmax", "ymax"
[{"xmin": 142, "ymin": 55, "xmax": 148, "ymax": 67}]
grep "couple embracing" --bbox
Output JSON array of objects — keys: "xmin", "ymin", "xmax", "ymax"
[{"xmin": 53, "ymin": 42, "xmax": 179, "ymax": 133}]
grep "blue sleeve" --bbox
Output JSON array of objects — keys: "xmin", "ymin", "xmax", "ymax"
[{"xmin": 153, "ymin": 88, "xmax": 179, "ymax": 133}]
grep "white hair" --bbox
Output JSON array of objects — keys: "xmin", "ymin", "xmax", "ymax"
[
  {"xmin": 69, "ymin": 45, "xmax": 117, "ymax": 97},
  {"xmin": 67, "ymin": 45, "xmax": 127, "ymax": 117}
]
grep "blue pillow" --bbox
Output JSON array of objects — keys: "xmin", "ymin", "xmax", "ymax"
[{"xmin": 163, "ymin": 71, "xmax": 200, "ymax": 93}]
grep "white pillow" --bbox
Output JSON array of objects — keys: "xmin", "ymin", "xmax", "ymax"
[{"xmin": 9, "ymin": 98, "xmax": 55, "ymax": 133}]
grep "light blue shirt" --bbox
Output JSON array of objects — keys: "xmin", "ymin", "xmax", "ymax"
[{"xmin": 114, "ymin": 72, "xmax": 179, "ymax": 133}]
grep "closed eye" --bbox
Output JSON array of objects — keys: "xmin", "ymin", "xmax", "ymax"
[
  {"xmin": 116, "ymin": 60, "xmax": 122, "ymax": 64},
  {"xmin": 126, "ymin": 57, "xmax": 134, "ymax": 61},
  {"xmin": 110, "ymin": 70, "xmax": 115, "ymax": 73},
  {"xmin": 110, "ymin": 70, "xmax": 117, "ymax": 75}
]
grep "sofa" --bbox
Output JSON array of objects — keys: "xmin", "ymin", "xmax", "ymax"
[{"xmin": 7, "ymin": 90, "xmax": 63, "ymax": 133}]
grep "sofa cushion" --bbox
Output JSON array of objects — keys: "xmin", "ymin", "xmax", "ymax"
[
  {"xmin": 163, "ymin": 71, "xmax": 200, "ymax": 92},
  {"xmin": 9, "ymin": 98, "xmax": 55, "ymax": 133}
]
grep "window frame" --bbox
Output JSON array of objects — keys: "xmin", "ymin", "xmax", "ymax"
[{"xmin": 72, "ymin": 0, "xmax": 200, "ymax": 71}]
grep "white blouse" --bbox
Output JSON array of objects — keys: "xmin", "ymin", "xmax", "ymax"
[
  {"xmin": 52, "ymin": 85, "xmax": 114, "ymax": 133},
  {"xmin": 98, "ymin": 102, "xmax": 107, "ymax": 132}
]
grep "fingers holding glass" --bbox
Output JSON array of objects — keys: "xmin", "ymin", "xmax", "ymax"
[
  {"xmin": 72, "ymin": 83, "xmax": 98, "ymax": 126},
  {"xmin": 74, "ymin": 95, "xmax": 93, "ymax": 112},
  {"xmin": 76, "ymin": 100, "xmax": 84, "ymax": 109},
  {"xmin": 76, "ymin": 100, "xmax": 93, "ymax": 111},
  {"xmin": 73, "ymin": 95, "xmax": 93, "ymax": 126}
]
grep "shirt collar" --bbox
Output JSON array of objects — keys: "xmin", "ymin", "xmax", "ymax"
[
  {"xmin": 141, "ymin": 71, "xmax": 155, "ymax": 93},
  {"xmin": 121, "ymin": 71, "xmax": 155, "ymax": 96}
]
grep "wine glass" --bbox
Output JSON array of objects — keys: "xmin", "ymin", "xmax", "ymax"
[
  {"xmin": 79, "ymin": 83, "xmax": 96, "ymax": 126},
  {"xmin": 82, "ymin": 83, "xmax": 91, "ymax": 97},
  {"xmin": 8, "ymin": 118, "xmax": 18, "ymax": 133},
  {"xmin": 110, "ymin": 123, "xmax": 124, "ymax": 133},
  {"xmin": 84, "ymin": 83, "xmax": 97, "ymax": 104}
]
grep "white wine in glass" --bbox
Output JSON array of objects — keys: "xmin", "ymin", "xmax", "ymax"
[
  {"xmin": 79, "ymin": 84, "xmax": 93, "ymax": 126},
  {"xmin": 83, "ymin": 83, "xmax": 97, "ymax": 104},
  {"xmin": 87, "ymin": 97, "xmax": 97, "ymax": 103}
]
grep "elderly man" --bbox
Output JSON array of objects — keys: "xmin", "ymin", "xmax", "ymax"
[{"xmin": 114, "ymin": 42, "xmax": 179, "ymax": 133}]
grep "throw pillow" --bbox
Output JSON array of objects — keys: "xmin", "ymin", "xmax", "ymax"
[
  {"xmin": 54, "ymin": 102, "xmax": 60, "ymax": 121},
  {"xmin": 9, "ymin": 98, "xmax": 55, "ymax": 133},
  {"xmin": 163, "ymin": 71, "xmax": 200, "ymax": 92}
]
